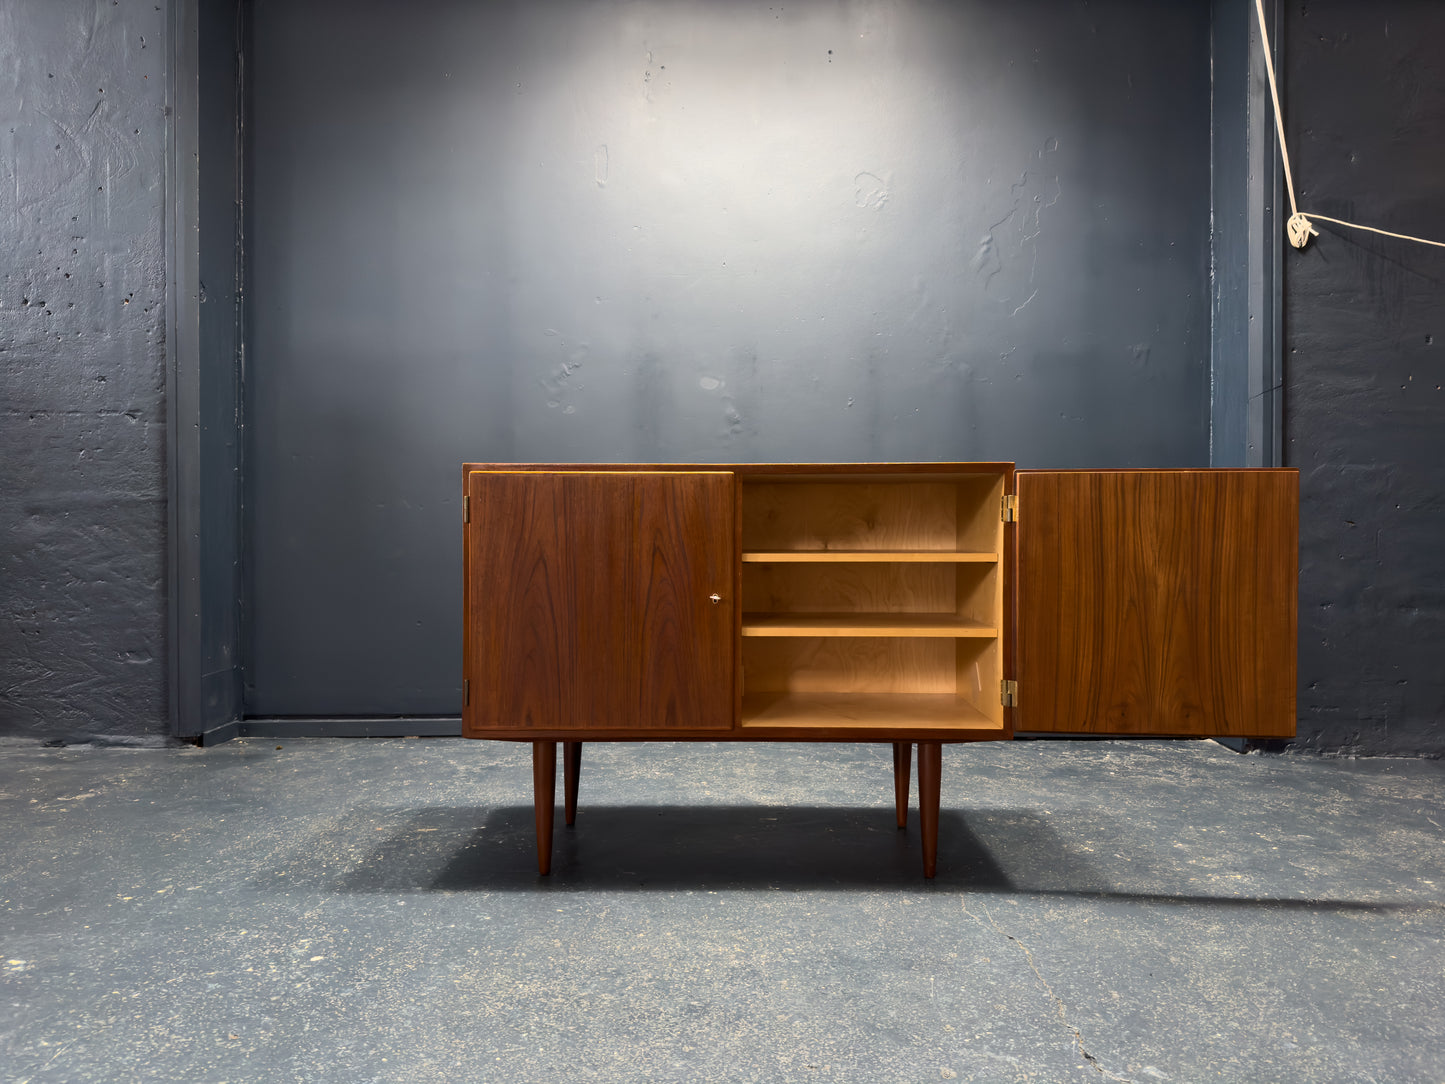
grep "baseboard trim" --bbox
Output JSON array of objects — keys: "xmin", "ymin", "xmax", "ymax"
[
  {"xmin": 238, "ymin": 716, "xmax": 464, "ymax": 739},
  {"xmin": 198, "ymin": 720, "xmax": 242, "ymax": 747}
]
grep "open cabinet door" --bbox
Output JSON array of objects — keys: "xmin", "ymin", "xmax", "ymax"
[
  {"xmin": 1014, "ymin": 470, "xmax": 1296, "ymax": 738},
  {"xmin": 465, "ymin": 471, "xmax": 736, "ymax": 734}
]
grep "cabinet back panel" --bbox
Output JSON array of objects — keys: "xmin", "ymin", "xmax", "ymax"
[
  {"xmin": 742, "ymin": 563, "xmax": 958, "ymax": 614},
  {"xmin": 743, "ymin": 637, "xmax": 956, "ymax": 694},
  {"xmin": 742, "ymin": 483, "xmax": 958, "ymax": 552}
]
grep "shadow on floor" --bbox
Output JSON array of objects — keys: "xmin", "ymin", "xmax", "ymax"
[{"xmin": 254, "ymin": 804, "xmax": 1432, "ymax": 910}]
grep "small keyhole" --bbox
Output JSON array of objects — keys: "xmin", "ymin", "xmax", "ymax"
[{"xmin": 709, "ymin": 593, "xmax": 722, "ymax": 604}]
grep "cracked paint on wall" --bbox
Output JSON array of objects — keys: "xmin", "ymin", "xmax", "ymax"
[{"xmin": 972, "ymin": 140, "xmax": 1063, "ymax": 318}]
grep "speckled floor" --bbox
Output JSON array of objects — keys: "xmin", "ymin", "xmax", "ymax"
[{"xmin": 1, "ymin": 736, "xmax": 1442, "ymax": 1083}]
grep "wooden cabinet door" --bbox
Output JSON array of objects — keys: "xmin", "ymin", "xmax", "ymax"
[
  {"xmin": 465, "ymin": 470, "xmax": 735, "ymax": 734},
  {"xmin": 1014, "ymin": 470, "xmax": 1296, "ymax": 738}
]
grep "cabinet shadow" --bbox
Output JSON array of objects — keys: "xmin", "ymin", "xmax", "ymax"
[
  {"xmin": 299, "ymin": 805, "xmax": 1014, "ymax": 891},
  {"xmin": 436, "ymin": 806, "xmax": 1022, "ymax": 891},
  {"xmin": 250, "ymin": 804, "xmax": 1432, "ymax": 911}
]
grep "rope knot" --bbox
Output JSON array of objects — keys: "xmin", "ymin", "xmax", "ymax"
[{"xmin": 1287, "ymin": 213, "xmax": 1319, "ymax": 250}]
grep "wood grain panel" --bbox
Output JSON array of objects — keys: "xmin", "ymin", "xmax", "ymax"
[
  {"xmin": 740, "ymin": 692, "xmax": 999, "ymax": 730},
  {"xmin": 466, "ymin": 471, "xmax": 734, "ymax": 733},
  {"xmin": 955, "ymin": 563, "xmax": 999, "ymax": 628},
  {"xmin": 955, "ymin": 473, "xmax": 1007, "ymax": 553},
  {"xmin": 741, "ymin": 483, "xmax": 959, "ymax": 551},
  {"xmin": 740, "ymin": 551, "xmax": 995, "ymax": 562},
  {"xmin": 741, "ymin": 613, "xmax": 996, "ymax": 637},
  {"xmin": 1016, "ymin": 470, "xmax": 1297, "ymax": 737},
  {"xmin": 955, "ymin": 637, "xmax": 1002, "ymax": 727},
  {"xmin": 467, "ymin": 473, "xmax": 573, "ymax": 732},
  {"xmin": 633, "ymin": 473, "xmax": 736, "ymax": 730},
  {"xmin": 741, "ymin": 561, "xmax": 958, "ymax": 614},
  {"xmin": 742, "ymin": 636, "xmax": 957, "ymax": 694}
]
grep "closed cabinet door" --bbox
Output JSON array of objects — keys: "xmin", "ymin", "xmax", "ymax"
[
  {"xmin": 465, "ymin": 471, "xmax": 736, "ymax": 734},
  {"xmin": 1014, "ymin": 470, "xmax": 1297, "ymax": 738}
]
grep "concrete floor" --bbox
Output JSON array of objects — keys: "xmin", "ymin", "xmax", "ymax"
[{"xmin": 1, "ymin": 737, "xmax": 1442, "ymax": 1083}]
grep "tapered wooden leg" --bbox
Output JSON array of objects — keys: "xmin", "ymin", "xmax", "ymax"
[
  {"xmin": 892, "ymin": 742, "xmax": 911, "ymax": 829},
  {"xmin": 532, "ymin": 741, "xmax": 557, "ymax": 875},
  {"xmin": 563, "ymin": 741, "xmax": 582, "ymax": 826},
  {"xmin": 917, "ymin": 741, "xmax": 942, "ymax": 878}
]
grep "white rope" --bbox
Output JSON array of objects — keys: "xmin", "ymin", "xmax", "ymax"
[
  {"xmin": 1254, "ymin": 0, "xmax": 1299, "ymax": 220},
  {"xmin": 1253, "ymin": 0, "xmax": 1445, "ymax": 251},
  {"xmin": 1300, "ymin": 213, "xmax": 1445, "ymax": 251}
]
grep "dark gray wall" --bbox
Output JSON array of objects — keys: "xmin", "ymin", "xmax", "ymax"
[
  {"xmin": 1284, "ymin": 1, "xmax": 1445, "ymax": 755},
  {"xmin": 1210, "ymin": 0, "xmax": 1283, "ymax": 469},
  {"xmin": 0, "ymin": 1, "xmax": 169, "ymax": 743},
  {"xmin": 195, "ymin": 0, "xmax": 245, "ymax": 730},
  {"xmin": 1210, "ymin": 0, "xmax": 1253, "ymax": 468},
  {"xmin": 5, "ymin": 0, "xmax": 1442, "ymax": 754},
  {"xmin": 244, "ymin": 0, "xmax": 1215, "ymax": 716}
]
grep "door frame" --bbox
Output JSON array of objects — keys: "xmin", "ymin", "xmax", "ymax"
[{"xmin": 167, "ymin": 0, "xmax": 208, "ymax": 740}]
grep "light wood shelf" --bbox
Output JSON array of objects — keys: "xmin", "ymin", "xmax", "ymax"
[
  {"xmin": 742, "ymin": 550, "xmax": 997, "ymax": 563},
  {"xmin": 740, "ymin": 691, "xmax": 1002, "ymax": 730},
  {"xmin": 741, "ymin": 613, "xmax": 997, "ymax": 638},
  {"xmin": 738, "ymin": 469, "xmax": 1009, "ymax": 732}
]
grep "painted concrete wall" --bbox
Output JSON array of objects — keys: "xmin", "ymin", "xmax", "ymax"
[
  {"xmin": 1284, "ymin": 2, "xmax": 1445, "ymax": 755},
  {"xmin": 2, "ymin": 0, "xmax": 1443, "ymax": 754},
  {"xmin": 243, "ymin": 0, "xmax": 1214, "ymax": 716},
  {"xmin": 195, "ymin": 0, "xmax": 244, "ymax": 731},
  {"xmin": 0, "ymin": 1, "xmax": 169, "ymax": 743}
]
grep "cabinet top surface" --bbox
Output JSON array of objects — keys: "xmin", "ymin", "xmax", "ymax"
[
  {"xmin": 464, "ymin": 461, "xmax": 1015, "ymax": 474},
  {"xmin": 463, "ymin": 462, "xmax": 1297, "ymax": 476}
]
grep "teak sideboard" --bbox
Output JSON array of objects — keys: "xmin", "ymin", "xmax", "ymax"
[{"xmin": 462, "ymin": 462, "xmax": 1298, "ymax": 877}]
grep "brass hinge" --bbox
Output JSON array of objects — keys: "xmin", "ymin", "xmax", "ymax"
[
  {"xmin": 1000, "ymin": 679, "xmax": 1018, "ymax": 707},
  {"xmin": 463, "ymin": 494, "xmax": 470, "ymax": 524},
  {"xmin": 463, "ymin": 679, "xmax": 470, "ymax": 706},
  {"xmin": 1001, "ymin": 493, "xmax": 1018, "ymax": 523}
]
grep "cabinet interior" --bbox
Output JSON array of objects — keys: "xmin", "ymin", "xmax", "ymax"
[{"xmin": 738, "ymin": 471, "xmax": 1006, "ymax": 732}]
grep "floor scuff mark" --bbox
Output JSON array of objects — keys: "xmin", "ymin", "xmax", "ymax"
[{"xmin": 963, "ymin": 898, "xmax": 1134, "ymax": 1082}]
